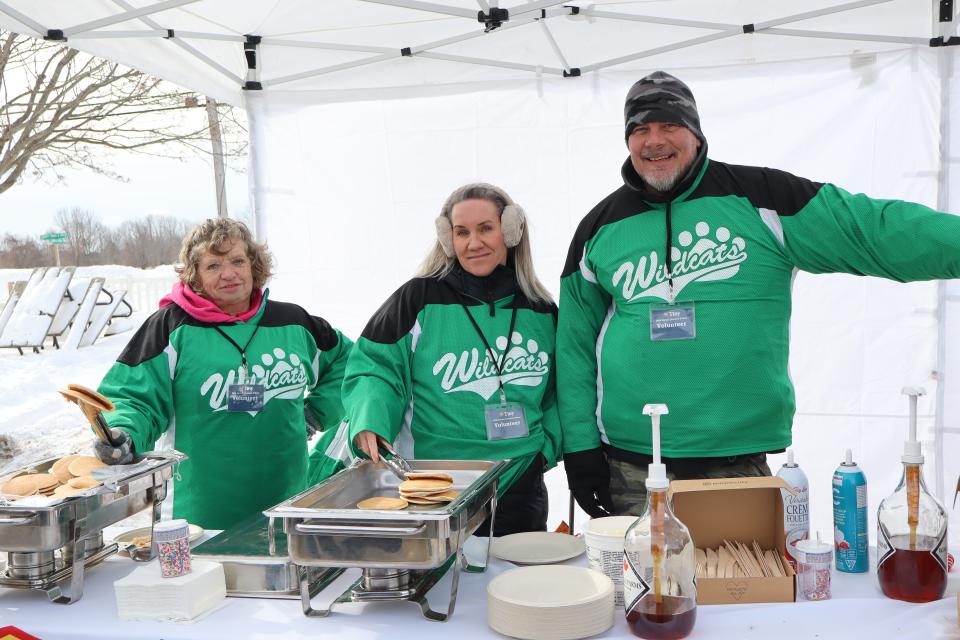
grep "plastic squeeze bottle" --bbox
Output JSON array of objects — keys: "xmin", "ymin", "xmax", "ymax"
[
  {"xmin": 623, "ymin": 404, "xmax": 697, "ymax": 640},
  {"xmin": 832, "ymin": 448, "xmax": 868, "ymax": 573},
  {"xmin": 776, "ymin": 449, "xmax": 810, "ymax": 570},
  {"xmin": 876, "ymin": 387, "xmax": 948, "ymax": 603}
]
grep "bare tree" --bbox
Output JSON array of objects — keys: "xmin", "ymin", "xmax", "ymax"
[
  {"xmin": 0, "ymin": 208, "xmax": 190, "ymax": 268},
  {"xmin": 54, "ymin": 207, "xmax": 108, "ymax": 266},
  {"xmin": 0, "ymin": 233, "xmax": 46, "ymax": 267},
  {"xmin": 0, "ymin": 30, "xmax": 246, "ymax": 194},
  {"xmin": 116, "ymin": 214, "xmax": 189, "ymax": 267}
]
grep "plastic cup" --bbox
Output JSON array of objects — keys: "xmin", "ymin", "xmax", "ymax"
[
  {"xmin": 582, "ymin": 515, "xmax": 636, "ymax": 607},
  {"xmin": 795, "ymin": 538, "xmax": 832, "ymax": 600},
  {"xmin": 153, "ymin": 519, "xmax": 192, "ymax": 578}
]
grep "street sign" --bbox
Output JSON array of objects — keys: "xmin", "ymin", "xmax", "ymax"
[{"xmin": 40, "ymin": 232, "xmax": 67, "ymax": 245}]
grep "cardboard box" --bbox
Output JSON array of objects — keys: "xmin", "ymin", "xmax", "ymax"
[{"xmin": 670, "ymin": 476, "xmax": 796, "ymax": 605}]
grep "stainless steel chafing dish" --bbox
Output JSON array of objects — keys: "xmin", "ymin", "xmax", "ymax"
[
  {"xmin": 0, "ymin": 452, "xmax": 182, "ymax": 604},
  {"xmin": 192, "ymin": 512, "xmax": 340, "ymax": 599},
  {"xmin": 265, "ymin": 458, "xmax": 509, "ymax": 621}
]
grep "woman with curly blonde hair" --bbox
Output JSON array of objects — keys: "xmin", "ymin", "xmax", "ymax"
[{"xmin": 94, "ymin": 218, "xmax": 353, "ymax": 529}]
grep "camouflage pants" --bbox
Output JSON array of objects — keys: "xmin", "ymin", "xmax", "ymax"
[{"xmin": 609, "ymin": 454, "xmax": 772, "ymax": 516}]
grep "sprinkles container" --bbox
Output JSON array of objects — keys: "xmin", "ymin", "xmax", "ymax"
[
  {"xmin": 154, "ymin": 519, "xmax": 192, "ymax": 578},
  {"xmin": 795, "ymin": 537, "xmax": 832, "ymax": 601}
]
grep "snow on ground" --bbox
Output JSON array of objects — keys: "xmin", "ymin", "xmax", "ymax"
[
  {"xmin": 0, "ymin": 265, "xmax": 173, "ymax": 474},
  {"xmin": 0, "ymin": 315, "xmax": 149, "ymax": 474}
]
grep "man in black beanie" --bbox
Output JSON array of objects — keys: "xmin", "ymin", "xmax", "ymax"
[
  {"xmin": 622, "ymin": 71, "xmax": 705, "ymax": 196},
  {"xmin": 556, "ymin": 70, "xmax": 960, "ymax": 518}
]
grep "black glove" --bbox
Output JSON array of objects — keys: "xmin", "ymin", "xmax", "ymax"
[
  {"xmin": 564, "ymin": 447, "xmax": 614, "ymax": 518},
  {"xmin": 93, "ymin": 428, "xmax": 136, "ymax": 465},
  {"xmin": 304, "ymin": 407, "xmax": 321, "ymax": 439}
]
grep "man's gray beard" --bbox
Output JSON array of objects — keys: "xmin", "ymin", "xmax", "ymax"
[{"xmin": 640, "ymin": 170, "xmax": 680, "ymax": 194}]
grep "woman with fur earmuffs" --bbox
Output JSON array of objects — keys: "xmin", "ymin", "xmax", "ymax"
[{"xmin": 344, "ymin": 183, "xmax": 561, "ymax": 536}]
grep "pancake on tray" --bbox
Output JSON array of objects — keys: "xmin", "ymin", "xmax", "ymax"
[{"xmin": 357, "ymin": 496, "xmax": 409, "ymax": 510}]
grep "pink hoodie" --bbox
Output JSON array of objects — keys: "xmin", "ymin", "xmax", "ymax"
[{"xmin": 159, "ymin": 281, "xmax": 264, "ymax": 323}]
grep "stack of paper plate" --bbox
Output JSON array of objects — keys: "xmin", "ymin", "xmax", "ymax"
[{"xmin": 487, "ymin": 565, "xmax": 614, "ymax": 640}]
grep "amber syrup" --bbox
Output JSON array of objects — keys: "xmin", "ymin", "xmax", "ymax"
[
  {"xmin": 626, "ymin": 594, "xmax": 696, "ymax": 640},
  {"xmin": 877, "ymin": 535, "xmax": 947, "ymax": 603}
]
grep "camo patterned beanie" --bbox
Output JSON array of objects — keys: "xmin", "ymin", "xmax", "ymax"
[{"xmin": 624, "ymin": 71, "xmax": 704, "ymax": 144}]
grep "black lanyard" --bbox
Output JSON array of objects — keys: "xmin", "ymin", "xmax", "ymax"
[
  {"xmin": 664, "ymin": 201, "xmax": 675, "ymax": 303},
  {"xmin": 214, "ymin": 324, "xmax": 261, "ymax": 380},
  {"xmin": 461, "ymin": 303, "xmax": 518, "ymax": 405}
]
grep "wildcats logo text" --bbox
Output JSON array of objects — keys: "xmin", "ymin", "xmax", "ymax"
[
  {"xmin": 432, "ymin": 331, "xmax": 549, "ymax": 400},
  {"xmin": 613, "ymin": 221, "xmax": 747, "ymax": 302},
  {"xmin": 201, "ymin": 347, "xmax": 308, "ymax": 412}
]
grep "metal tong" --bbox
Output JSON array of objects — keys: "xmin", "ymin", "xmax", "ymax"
[
  {"xmin": 377, "ymin": 441, "xmax": 412, "ymax": 481},
  {"xmin": 59, "ymin": 383, "xmax": 119, "ymax": 447}
]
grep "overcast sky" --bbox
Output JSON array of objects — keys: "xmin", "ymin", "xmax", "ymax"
[{"xmin": 1, "ymin": 152, "xmax": 250, "ymax": 237}]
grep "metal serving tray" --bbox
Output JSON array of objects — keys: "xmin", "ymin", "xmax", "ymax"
[
  {"xmin": 0, "ymin": 454, "xmax": 180, "ymax": 553},
  {"xmin": 192, "ymin": 512, "xmax": 340, "ymax": 599},
  {"xmin": 0, "ymin": 453, "xmax": 182, "ymax": 603},
  {"xmin": 265, "ymin": 459, "xmax": 509, "ymax": 570}
]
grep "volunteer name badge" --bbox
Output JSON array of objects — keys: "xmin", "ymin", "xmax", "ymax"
[
  {"xmin": 485, "ymin": 403, "xmax": 529, "ymax": 440},
  {"xmin": 650, "ymin": 302, "xmax": 696, "ymax": 341},
  {"xmin": 227, "ymin": 379, "xmax": 265, "ymax": 412}
]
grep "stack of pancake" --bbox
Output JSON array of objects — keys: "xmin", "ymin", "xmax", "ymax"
[
  {"xmin": 0, "ymin": 455, "xmax": 105, "ymax": 500},
  {"xmin": 398, "ymin": 472, "xmax": 459, "ymax": 505},
  {"xmin": 355, "ymin": 471, "xmax": 461, "ymax": 510}
]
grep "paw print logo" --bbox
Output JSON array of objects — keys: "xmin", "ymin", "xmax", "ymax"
[
  {"xmin": 250, "ymin": 347, "xmax": 301, "ymax": 380},
  {"xmin": 669, "ymin": 221, "xmax": 748, "ymax": 291},
  {"xmin": 492, "ymin": 331, "xmax": 551, "ymax": 391},
  {"xmin": 672, "ymin": 221, "xmax": 745, "ymax": 260},
  {"xmin": 495, "ymin": 331, "xmax": 550, "ymax": 368}
]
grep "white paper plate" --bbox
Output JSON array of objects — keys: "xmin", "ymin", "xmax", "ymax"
[
  {"xmin": 114, "ymin": 523, "xmax": 203, "ymax": 557},
  {"xmin": 490, "ymin": 532, "xmax": 586, "ymax": 565},
  {"xmin": 487, "ymin": 565, "xmax": 613, "ymax": 608},
  {"xmin": 487, "ymin": 566, "xmax": 614, "ymax": 640}
]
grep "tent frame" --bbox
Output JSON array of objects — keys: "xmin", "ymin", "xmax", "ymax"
[
  {"xmin": 0, "ymin": 0, "xmax": 955, "ymax": 501},
  {"xmin": 0, "ymin": 0, "xmax": 950, "ymax": 94}
]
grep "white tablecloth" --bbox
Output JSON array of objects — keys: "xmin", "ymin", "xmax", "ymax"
[{"xmin": 0, "ymin": 533, "xmax": 957, "ymax": 640}]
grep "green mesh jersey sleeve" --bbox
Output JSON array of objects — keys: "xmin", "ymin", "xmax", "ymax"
[
  {"xmin": 343, "ymin": 332, "xmax": 414, "ymax": 454},
  {"xmin": 304, "ymin": 328, "xmax": 353, "ymax": 431},
  {"xmin": 539, "ymin": 363, "xmax": 562, "ymax": 469},
  {"xmin": 98, "ymin": 352, "xmax": 174, "ymax": 454},
  {"xmin": 781, "ymin": 184, "xmax": 960, "ymax": 280},
  {"xmin": 307, "ymin": 420, "xmax": 353, "ymax": 485},
  {"xmin": 557, "ymin": 252, "xmax": 613, "ymax": 455}
]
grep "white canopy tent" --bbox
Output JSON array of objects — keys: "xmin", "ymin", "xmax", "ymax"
[{"xmin": 0, "ymin": 1, "xmax": 956, "ymax": 542}]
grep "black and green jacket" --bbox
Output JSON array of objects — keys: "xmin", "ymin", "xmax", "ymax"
[
  {"xmin": 344, "ymin": 265, "xmax": 562, "ymax": 493},
  {"xmin": 559, "ymin": 154, "xmax": 960, "ymax": 460},
  {"xmin": 98, "ymin": 293, "xmax": 352, "ymax": 530}
]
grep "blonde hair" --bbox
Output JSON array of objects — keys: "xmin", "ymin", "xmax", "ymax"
[
  {"xmin": 418, "ymin": 183, "xmax": 554, "ymax": 304},
  {"xmin": 175, "ymin": 218, "xmax": 273, "ymax": 291}
]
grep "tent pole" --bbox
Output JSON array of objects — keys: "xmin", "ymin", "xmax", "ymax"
[
  {"xmin": 244, "ymin": 92, "xmax": 266, "ymax": 242},
  {"xmin": 64, "ymin": 0, "xmax": 199, "ymax": 36},
  {"xmin": 0, "ymin": 1, "xmax": 45, "ymax": 34},
  {"xmin": 109, "ymin": 0, "xmax": 244, "ymax": 88},
  {"xmin": 933, "ymin": 1, "xmax": 955, "ymax": 503}
]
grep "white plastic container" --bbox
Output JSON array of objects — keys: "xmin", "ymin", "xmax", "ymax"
[
  {"xmin": 583, "ymin": 515, "xmax": 636, "ymax": 607},
  {"xmin": 154, "ymin": 519, "xmax": 192, "ymax": 578},
  {"xmin": 795, "ymin": 535, "xmax": 833, "ymax": 601}
]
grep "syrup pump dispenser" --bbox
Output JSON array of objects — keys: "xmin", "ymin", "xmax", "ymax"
[
  {"xmin": 876, "ymin": 387, "xmax": 948, "ymax": 603},
  {"xmin": 623, "ymin": 404, "xmax": 697, "ymax": 640}
]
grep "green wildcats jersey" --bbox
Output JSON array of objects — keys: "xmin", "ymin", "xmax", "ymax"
[
  {"xmin": 559, "ymin": 157, "xmax": 960, "ymax": 459},
  {"xmin": 98, "ymin": 296, "xmax": 352, "ymax": 530},
  {"xmin": 344, "ymin": 268, "xmax": 561, "ymax": 494}
]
